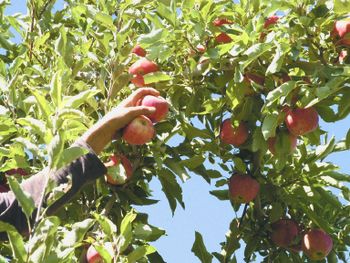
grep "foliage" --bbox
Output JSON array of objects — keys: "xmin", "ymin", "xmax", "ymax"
[{"xmin": 0, "ymin": 0, "xmax": 349, "ymax": 262}]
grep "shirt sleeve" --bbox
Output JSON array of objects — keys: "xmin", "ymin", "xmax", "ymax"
[{"xmin": 0, "ymin": 139, "xmax": 107, "ymax": 239}]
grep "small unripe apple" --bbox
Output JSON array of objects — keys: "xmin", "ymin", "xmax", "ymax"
[
  {"xmin": 285, "ymin": 107, "xmax": 319, "ymax": 136},
  {"xmin": 215, "ymin": 32, "xmax": 232, "ymax": 44},
  {"xmin": 105, "ymin": 155, "xmax": 133, "ymax": 185},
  {"xmin": 264, "ymin": 15, "xmax": 279, "ymax": 28},
  {"xmin": 220, "ymin": 120, "xmax": 249, "ymax": 146},
  {"xmin": 213, "ymin": 18, "xmax": 233, "ymax": 27},
  {"xmin": 140, "ymin": 95, "xmax": 169, "ymax": 122},
  {"xmin": 302, "ymin": 229, "xmax": 333, "ymax": 260},
  {"xmin": 123, "ymin": 115, "xmax": 155, "ymax": 145},
  {"xmin": 131, "ymin": 74, "xmax": 145, "ymax": 87},
  {"xmin": 128, "ymin": 58, "xmax": 159, "ymax": 75},
  {"xmin": 132, "ymin": 45, "xmax": 146, "ymax": 57},
  {"xmin": 229, "ymin": 174, "xmax": 259, "ymax": 204},
  {"xmin": 271, "ymin": 219, "xmax": 299, "ymax": 248},
  {"xmin": 268, "ymin": 133, "xmax": 297, "ymax": 155}
]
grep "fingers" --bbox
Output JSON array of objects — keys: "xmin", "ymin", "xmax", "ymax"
[
  {"xmin": 127, "ymin": 88, "xmax": 160, "ymax": 106},
  {"xmin": 128, "ymin": 106, "xmax": 156, "ymax": 118}
]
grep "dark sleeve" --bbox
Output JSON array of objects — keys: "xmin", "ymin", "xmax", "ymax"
[{"xmin": 0, "ymin": 139, "xmax": 107, "ymax": 239}]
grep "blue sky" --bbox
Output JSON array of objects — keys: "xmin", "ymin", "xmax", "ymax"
[{"xmin": 3, "ymin": 2, "xmax": 350, "ymax": 263}]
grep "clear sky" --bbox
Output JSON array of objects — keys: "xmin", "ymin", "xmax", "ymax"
[{"xmin": 4, "ymin": 2, "xmax": 350, "ymax": 263}]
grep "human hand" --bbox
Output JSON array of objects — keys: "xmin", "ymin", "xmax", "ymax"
[{"xmin": 81, "ymin": 88, "xmax": 159, "ymax": 154}]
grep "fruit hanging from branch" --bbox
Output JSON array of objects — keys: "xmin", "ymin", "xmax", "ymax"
[
  {"xmin": 132, "ymin": 45, "xmax": 146, "ymax": 57},
  {"xmin": 220, "ymin": 119, "xmax": 249, "ymax": 146},
  {"xmin": 104, "ymin": 155, "xmax": 133, "ymax": 185},
  {"xmin": 122, "ymin": 115, "xmax": 155, "ymax": 145},
  {"xmin": 270, "ymin": 219, "xmax": 300, "ymax": 248},
  {"xmin": 139, "ymin": 95, "xmax": 169, "ymax": 123},
  {"xmin": 302, "ymin": 229, "xmax": 333, "ymax": 260},
  {"xmin": 285, "ymin": 107, "xmax": 319, "ymax": 136},
  {"xmin": 229, "ymin": 174, "xmax": 259, "ymax": 204}
]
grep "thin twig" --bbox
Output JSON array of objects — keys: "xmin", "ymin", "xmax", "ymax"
[{"xmin": 238, "ymin": 203, "xmax": 249, "ymax": 229}]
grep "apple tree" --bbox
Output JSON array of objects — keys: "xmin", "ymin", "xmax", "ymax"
[{"xmin": 0, "ymin": 0, "xmax": 349, "ymax": 262}]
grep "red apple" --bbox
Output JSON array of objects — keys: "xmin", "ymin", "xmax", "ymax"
[
  {"xmin": 86, "ymin": 245, "xmax": 103, "ymax": 263},
  {"xmin": 271, "ymin": 219, "xmax": 299, "ymax": 248},
  {"xmin": 333, "ymin": 18, "xmax": 350, "ymax": 46},
  {"xmin": 285, "ymin": 107, "xmax": 319, "ymax": 136},
  {"xmin": 5, "ymin": 168, "xmax": 28, "ymax": 176},
  {"xmin": 215, "ymin": 32, "xmax": 232, "ymax": 44},
  {"xmin": 140, "ymin": 95, "xmax": 169, "ymax": 122},
  {"xmin": 339, "ymin": 50, "xmax": 348, "ymax": 63},
  {"xmin": 132, "ymin": 45, "xmax": 146, "ymax": 57},
  {"xmin": 268, "ymin": 133, "xmax": 297, "ymax": 155},
  {"xmin": 122, "ymin": 115, "xmax": 155, "ymax": 145},
  {"xmin": 264, "ymin": 15, "xmax": 279, "ymax": 28},
  {"xmin": 244, "ymin": 72, "xmax": 265, "ymax": 86},
  {"xmin": 229, "ymin": 174, "xmax": 259, "ymax": 204},
  {"xmin": 220, "ymin": 119, "xmax": 249, "ymax": 146},
  {"xmin": 131, "ymin": 74, "xmax": 145, "ymax": 87},
  {"xmin": 196, "ymin": 44, "xmax": 206, "ymax": 53},
  {"xmin": 213, "ymin": 18, "xmax": 233, "ymax": 27},
  {"xmin": 128, "ymin": 58, "xmax": 159, "ymax": 75},
  {"xmin": 302, "ymin": 229, "xmax": 333, "ymax": 260},
  {"xmin": 105, "ymin": 155, "xmax": 133, "ymax": 185}
]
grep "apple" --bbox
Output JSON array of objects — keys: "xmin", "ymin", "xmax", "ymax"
[
  {"xmin": 132, "ymin": 45, "xmax": 146, "ymax": 57},
  {"xmin": 264, "ymin": 15, "xmax": 279, "ymax": 28},
  {"xmin": 5, "ymin": 168, "xmax": 28, "ymax": 176},
  {"xmin": 244, "ymin": 72, "xmax": 265, "ymax": 86},
  {"xmin": 196, "ymin": 44, "xmax": 206, "ymax": 53},
  {"xmin": 122, "ymin": 115, "xmax": 155, "ymax": 145},
  {"xmin": 285, "ymin": 107, "xmax": 319, "ymax": 136},
  {"xmin": 140, "ymin": 95, "xmax": 169, "ymax": 122},
  {"xmin": 105, "ymin": 155, "xmax": 133, "ymax": 185},
  {"xmin": 128, "ymin": 58, "xmax": 159, "ymax": 75},
  {"xmin": 86, "ymin": 242, "xmax": 113, "ymax": 263},
  {"xmin": 271, "ymin": 219, "xmax": 299, "ymax": 248},
  {"xmin": 213, "ymin": 18, "xmax": 233, "ymax": 27},
  {"xmin": 229, "ymin": 174, "xmax": 259, "ymax": 204},
  {"xmin": 131, "ymin": 74, "xmax": 145, "ymax": 87},
  {"xmin": 333, "ymin": 18, "xmax": 350, "ymax": 46},
  {"xmin": 302, "ymin": 229, "xmax": 333, "ymax": 260},
  {"xmin": 268, "ymin": 133, "xmax": 297, "ymax": 155},
  {"xmin": 0, "ymin": 184, "xmax": 8, "ymax": 193},
  {"xmin": 215, "ymin": 32, "xmax": 232, "ymax": 44},
  {"xmin": 339, "ymin": 50, "xmax": 348, "ymax": 63},
  {"xmin": 220, "ymin": 119, "xmax": 249, "ymax": 146},
  {"xmin": 86, "ymin": 245, "xmax": 103, "ymax": 263}
]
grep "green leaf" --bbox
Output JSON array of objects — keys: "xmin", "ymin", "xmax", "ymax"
[
  {"xmin": 127, "ymin": 245, "xmax": 156, "ymax": 263},
  {"xmin": 119, "ymin": 211, "xmax": 137, "ymax": 252},
  {"xmin": 95, "ymin": 12, "xmax": 114, "ymax": 30},
  {"xmin": 7, "ymin": 176, "xmax": 35, "ymax": 220},
  {"xmin": 240, "ymin": 43, "xmax": 272, "ymax": 70},
  {"xmin": 138, "ymin": 28, "xmax": 165, "ymax": 45},
  {"xmin": 266, "ymin": 42, "xmax": 289, "ymax": 74},
  {"xmin": 210, "ymin": 190, "xmax": 229, "ymax": 201},
  {"xmin": 261, "ymin": 112, "xmax": 278, "ymax": 140},
  {"xmin": 48, "ymin": 132, "xmax": 64, "ymax": 169},
  {"xmin": 265, "ymin": 81, "xmax": 296, "ymax": 107},
  {"xmin": 143, "ymin": 72, "xmax": 172, "ymax": 84},
  {"xmin": 134, "ymin": 223, "xmax": 165, "ymax": 242},
  {"xmin": 61, "ymin": 219, "xmax": 95, "ymax": 248},
  {"xmin": 93, "ymin": 213, "xmax": 117, "ymax": 237},
  {"xmin": 50, "ymin": 70, "xmax": 63, "ymax": 108},
  {"xmin": 0, "ymin": 222, "xmax": 26, "ymax": 263},
  {"xmin": 56, "ymin": 146, "xmax": 89, "ymax": 170},
  {"xmin": 191, "ymin": 232, "xmax": 213, "ymax": 263}
]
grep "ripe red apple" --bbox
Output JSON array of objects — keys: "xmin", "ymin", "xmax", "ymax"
[
  {"xmin": 86, "ymin": 243, "xmax": 113, "ymax": 263},
  {"xmin": 220, "ymin": 120, "xmax": 249, "ymax": 146},
  {"xmin": 302, "ymin": 229, "xmax": 333, "ymax": 260},
  {"xmin": 213, "ymin": 18, "xmax": 233, "ymax": 27},
  {"xmin": 5, "ymin": 168, "xmax": 28, "ymax": 176},
  {"xmin": 268, "ymin": 133, "xmax": 297, "ymax": 155},
  {"xmin": 339, "ymin": 50, "xmax": 348, "ymax": 63},
  {"xmin": 132, "ymin": 45, "xmax": 146, "ymax": 57},
  {"xmin": 229, "ymin": 174, "xmax": 259, "ymax": 204},
  {"xmin": 196, "ymin": 44, "xmax": 206, "ymax": 53},
  {"xmin": 105, "ymin": 155, "xmax": 133, "ymax": 185},
  {"xmin": 128, "ymin": 58, "xmax": 159, "ymax": 75},
  {"xmin": 244, "ymin": 72, "xmax": 265, "ymax": 86},
  {"xmin": 264, "ymin": 15, "xmax": 279, "ymax": 28},
  {"xmin": 285, "ymin": 107, "xmax": 319, "ymax": 136},
  {"xmin": 333, "ymin": 18, "xmax": 350, "ymax": 46},
  {"xmin": 271, "ymin": 219, "xmax": 299, "ymax": 248},
  {"xmin": 140, "ymin": 95, "xmax": 169, "ymax": 123},
  {"xmin": 131, "ymin": 74, "xmax": 145, "ymax": 87},
  {"xmin": 86, "ymin": 245, "xmax": 102, "ymax": 263},
  {"xmin": 122, "ymin": 115, "xmax": 155, "ymax": 145},
  {"xmin": 215, "ymin": 32, "xmax": 232, "ymax": 44}
]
